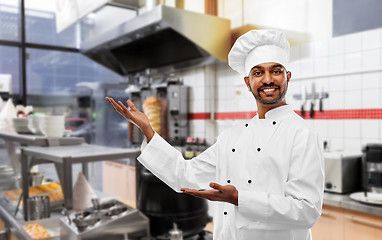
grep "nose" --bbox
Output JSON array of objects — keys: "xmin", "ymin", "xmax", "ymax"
[{"xmin": 262, "ymin": 71, "xmax": 274, "ymax": 84}]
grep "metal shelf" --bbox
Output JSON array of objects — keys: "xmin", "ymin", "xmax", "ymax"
[
  {"xmin": 20, "ymin": 144, "xmax": 140, "ymax": 220},
  {"xmin": 0, "ymin": 132, "xmax": 84, "ymax": 146}
]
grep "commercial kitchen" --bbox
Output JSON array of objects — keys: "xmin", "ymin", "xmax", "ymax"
[{"xmin": 0, "ymin": 0, "xmax": 382, "ymax": 239}]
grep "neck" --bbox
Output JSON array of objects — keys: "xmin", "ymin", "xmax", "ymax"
[{"xmin": 256, "ymin": 101, "xmax": 287, "ymax": 119}]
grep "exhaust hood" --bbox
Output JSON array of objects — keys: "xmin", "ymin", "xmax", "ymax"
[{"xmin": 80, "ymin": 5, "xmax": 231, "ymax": 75}]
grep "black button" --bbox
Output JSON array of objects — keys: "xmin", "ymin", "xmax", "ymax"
[
  {"xmin": 257, "ymin": 148, "xmax": 261, "ymax": 152},
  {"xmin": 232, "ymin": 148, "xmax": 235, "ymax": 152},
  {"xmin": 248, "ymin": 180, "xmax": 252, "ymax": 184},
  {"xmin": 245, "ymin": 124, "xmax": 248, "ymax": 127},
  {"xmin": 224, "ymin": 211, "xmax": 227, "ymax": 215},
  {"xmin": 273, "ymin": 121, "xmax": 276, "ymax": 125},
  {"xmin": 227, "ymin": 180, "xmax": 231, "ymax": 183}
]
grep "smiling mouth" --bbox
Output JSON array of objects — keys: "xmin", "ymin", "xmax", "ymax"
[{"xmin": 260, "ymin": 87, "xmax": 279, "ymax": 94}]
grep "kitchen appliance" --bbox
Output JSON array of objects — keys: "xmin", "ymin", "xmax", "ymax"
[
  {"xmin": 80, "ymin": 5, "xmax": 230, "ymax": 75},
  {"xmin": 324, "ymin": 152, "xmax": 362, "ymax": 193},
  {"xmin": 138, "ymin": 168, "xmax": 209, "ymax": 238},
  {"xmin": 60, "ymin": 199, "xmax": 150, "ymax": 240},
  {"xmin": 362, "ymin": 144, "xmax": 382, "ymax": 193},
  {"xmin": 167, "ymin": 83, "xmax": 188, "ymax": 145}
]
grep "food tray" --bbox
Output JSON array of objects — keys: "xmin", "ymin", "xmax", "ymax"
[
  {"xmin": 2, "ymin": 182, "xmax": 64, "ymax": 209},
  {"xmin": 22, "ymin": 216, "xmax": 61, "ymax": 240}
]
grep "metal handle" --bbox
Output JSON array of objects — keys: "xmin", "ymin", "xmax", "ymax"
[
  {"xmin": 345, "ymin": 215, "xmax": 382, "ymax": 228},
  {"xmin": 321, "ymin": 210, "xmax": 330, "ymax": 216}
]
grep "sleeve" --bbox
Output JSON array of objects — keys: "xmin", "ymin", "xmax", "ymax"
[
  {"xmin": 235, "ymin": 127, "xmax": 324, "ymax": 230},
  {"xmin": 137, "ymin": 132, "xmax": 217, "ymax": 192}
]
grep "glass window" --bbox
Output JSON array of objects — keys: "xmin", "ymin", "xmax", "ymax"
[
  {"xmin": 0, "ymin": 0, "xmax": 19, "ymax": 41},
  {"xmin": 25, "ymin": 1, "xmax": 81, "ymax": 48},
  {"xmin": 24, "ymin": 1, "xmax": 136, "ymax": 48},
  {"xmin": 26, "ymin": 48, "xmax": 124, "ymax": 95},
  {"xmin": 0, "ymin": 45, "xmax": 19, "ymax": 94}
]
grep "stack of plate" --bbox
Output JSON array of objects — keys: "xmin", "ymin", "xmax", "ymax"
[
  {"xmin": 12, "ymin": 117, "xmax": 34, "ymax": 134},
  {"xmin": 43, "ymin": 115, "xmax": 65, "ymax": 138}
]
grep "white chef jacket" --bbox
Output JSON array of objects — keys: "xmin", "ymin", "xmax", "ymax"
[{"xmin": 138, "ymin": 105, "xmax": 324, "ymax": 240}]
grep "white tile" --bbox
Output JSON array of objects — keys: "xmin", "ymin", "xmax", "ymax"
[
  {"xmin": 361, "ymin": 72, "xmax": 380, "ymax": 90},
  {"xmin": 329, "ymin": 36, "xmax": 345, "ymax": 56},
  {"xmin": 362, "ymin": 89, "xmax": 380, "ymax": 109},
  {"xmin": 288, "ymin": 61, "xmax": 301, "ymax": 77},
  {"xmin": 328, "ymin": 76, "xmax": 345, "ymax": 92},
  {"xmin": 344, "ymin": 74, "xmax": 362, "ymax": 91},
  {"xmin": 344, "ymin": 120, "xmax": 361, "ymax": 138},
  {"xmin": 362, "ymin": 49, "xmax": 380, "ymax": 71},
  {"xmin": 314, "ymin": 57, "xmax": 329, "ymax": 76},
  {"xmin": 328, "ymin": 55, "xmax": 345, "ymax": 74},
  {"xmin": 315, "ymin": 120, "xmax": 329, "ymax": 139},
  {"xmin": 190, "ymin": 99, "xmax": 206, "ymax": 112},
  {"xmin": 216, "ymin": 99, "xmax": 233, "ymax": 112},
  {"xmin": 328, "ymin": 120, "xmax": 344, "ymax": 138},
  {"xmin": 344, "ymin": 52, "xmax": 362, "ymax": 72},
  {"xmin": 299, "ymin": 42, "xmax": 313, "ymax": 59},
  {"xmin": 191, "ymin": 87, "xmax": 206, "ymax": 101},
  {"xmin": 328, "ymin": 91, "xmax": 344, "ymax": 110},
  {"xmin": 361, "ymin": 120, "xmax": 379, "ymax": 139},
  {"xmin": 362, "ymin": 29, "xmax": 381, "ymax": 50},
  {"xmin": 344, "ymin": 90, "xmax": 362, "ymax": 109},
  {"xmin": 344, "ymin": 32, "xmax": 362, "ymax": 53},
  {"xmin": 313, "ymin": 39, "xmax": 329, "ymax": 57},
  {"xmin": 330, "ymin": 137, "xmax": 344, "ymax": 151},
  {"xmin": 290, "ymin": 45, "xmax": 301, "ymax": 61},
  {"xmin": 344, "ymin": 138, "xmax": 362, "ymax": 152},
  {"xmin": 300, "ymin": 59, "xmax": 314, "ymax": 78}
]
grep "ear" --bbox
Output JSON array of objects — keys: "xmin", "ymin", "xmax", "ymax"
[
  {"xmin": 244, "ymin": 76, "xmax": 251, "ymax": 91},
  {"xmin": 286, "ymin": 71, "xmax": 292, "ymax": 83}
]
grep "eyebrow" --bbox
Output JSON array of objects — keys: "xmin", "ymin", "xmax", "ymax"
[
  {"xmin": 251, "ymin": 64, "xmax": 284, "ymax": 71},
  {"xmin": 252, "ymin": 64, "xmax": 283, "ymax": 69}
]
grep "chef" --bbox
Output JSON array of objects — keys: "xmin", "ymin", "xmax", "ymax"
[{"xmin": 106, "ymin": 29, "xmax": 324, "ymax": 240}]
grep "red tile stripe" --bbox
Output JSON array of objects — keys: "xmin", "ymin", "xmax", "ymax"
[
  {"xmin": 188, "ymin": 109, "xmax": 382, "ymax": 120},
  {"xmin": 214, "ymin": 111, "xmax": 257, "ymax": 120},
  {"xmin": 188, "ymin": 112, "xmax": 211, "ymax": 120}
]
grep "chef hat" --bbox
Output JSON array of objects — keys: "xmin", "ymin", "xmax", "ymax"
[{"xmin": 228, "ymin": 29, "xmax": 290, "ymax": 76}]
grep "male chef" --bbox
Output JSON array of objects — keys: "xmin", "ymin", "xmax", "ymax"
[{"xmin": 106, "ymin": 29, "xmax": 324, "ymax": 240}]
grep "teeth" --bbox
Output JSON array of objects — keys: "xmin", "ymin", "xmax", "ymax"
[{"xmin": 263, "ymin": 88, "xmax": 275, "ymax": 92}]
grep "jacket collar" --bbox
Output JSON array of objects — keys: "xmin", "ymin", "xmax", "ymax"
[{"xmin": 254, "ymin": 104, "xmax": 294, "ymax": 121}]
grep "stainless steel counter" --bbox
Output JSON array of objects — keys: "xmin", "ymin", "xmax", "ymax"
[{"xmin": 324, "ymin": 192, "xmax": 382, "ymax": 217}]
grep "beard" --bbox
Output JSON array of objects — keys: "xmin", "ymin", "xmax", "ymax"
[{"xmin": 249, "ymin": 82, "xmax": 288, "ymax": 105}]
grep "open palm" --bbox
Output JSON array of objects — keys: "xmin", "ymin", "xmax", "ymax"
[{"xmin": 105, "ymin": 97, "xmax": 154, "ymax": 140}]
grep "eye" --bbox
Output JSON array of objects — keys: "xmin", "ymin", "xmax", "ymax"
[
  {"xmin": 253, "ymin": 71, "xmax": 262, "ymax": 76},
  {"xmin": 272, "ymin": 69, "xmax": 284, "ymax": 75}
]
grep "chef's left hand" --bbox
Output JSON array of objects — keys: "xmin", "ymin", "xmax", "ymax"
[{"xmin": 181, "ymin": 182, "xmax": 238, "ymax": 206}]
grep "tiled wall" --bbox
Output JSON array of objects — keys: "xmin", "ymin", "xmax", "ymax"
[{"xmin": 180, "ymin": 27, "xmax": 382, "ymax": 153}]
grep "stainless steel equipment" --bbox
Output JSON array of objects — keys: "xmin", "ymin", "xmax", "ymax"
[
  {"xmin": 60, "ymin": 199, "xmax": 150, "ymax": 240},
  {"xmin": 27, "ymin": 196, "xmax": 50, "ymax": 221},
  {"xmin": 80, "ymin": 5, "xmax": 230, "ymax": 75},
  {"xmin": 362, "ymin": 144, "xmax": 382, "ymax": 193},
  {"xmin": 167, "ymin": 83, "xmax": 188, "ymax": 145},
  {"xmin": 324, "ymin": 152, "xmax": 362, "ymax": 193}
]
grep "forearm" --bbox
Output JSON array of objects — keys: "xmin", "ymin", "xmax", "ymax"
[
  {"xmin": 141, "ymin": 124, "xmax": 154, "ymax": 142},
  {"xmin": 236, "ymin": 190, "xmax": 321, "ymax": 229}
]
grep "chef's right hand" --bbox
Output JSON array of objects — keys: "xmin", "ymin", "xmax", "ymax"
[{"xmin": 105, "ymin": 97, "xmax": 154, "ymax": 142}]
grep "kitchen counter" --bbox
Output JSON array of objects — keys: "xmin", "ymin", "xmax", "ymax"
[{"xmin": 323, "ymin": 192, "xmax": 382, "ymax": 217}]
